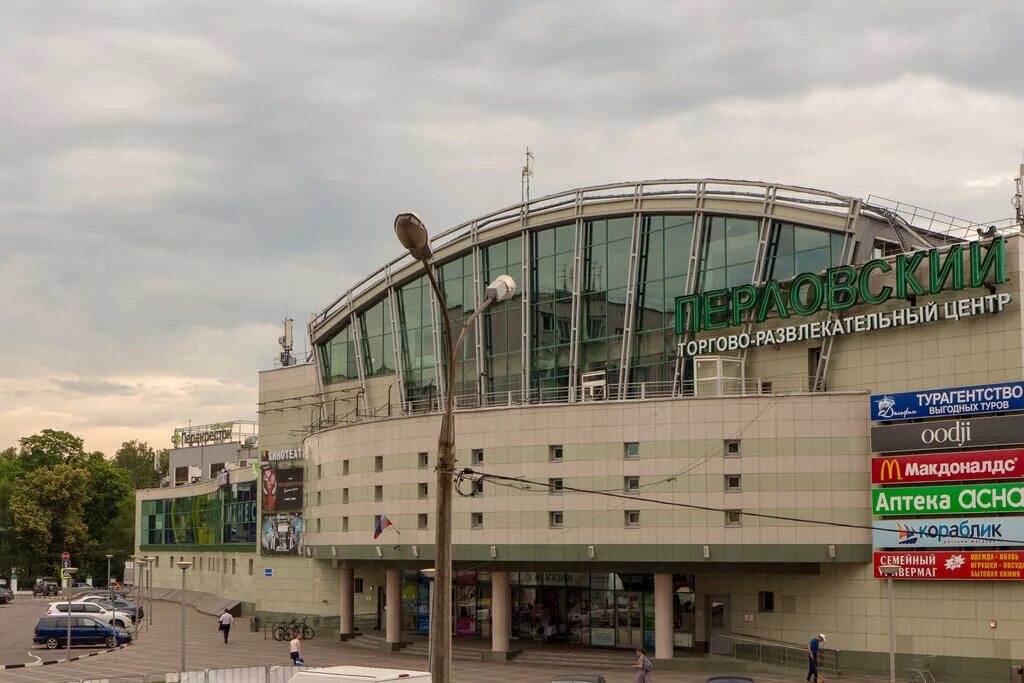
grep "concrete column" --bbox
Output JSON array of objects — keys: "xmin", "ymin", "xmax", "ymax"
[
  {"xmin": 339, "ymin": 568, "xmax": 355, "ymax": 639},
  {"xmin": 385, "ymin": 568, "xmax": 402, "ymax": 647},
  {"xmin": 491, "ymin": 571, "xmax": 510, "ymax": 655},
  {"xmin": 654, "ymin": 572, "xmax": 673, "ymax": 660}
]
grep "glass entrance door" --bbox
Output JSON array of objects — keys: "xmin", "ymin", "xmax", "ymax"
[{"xmin": 616, "ymin": 591, "xmax": 643, "ymax": 648}]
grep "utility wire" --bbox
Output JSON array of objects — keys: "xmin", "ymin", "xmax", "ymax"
[{"xmin": 460, "ymin": 469, "xmax": 1024, "ymax": 546}]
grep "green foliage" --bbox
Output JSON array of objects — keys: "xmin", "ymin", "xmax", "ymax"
[{"xmin": 0, "ymin": 429, "xmax": 148, "ymax": 581}]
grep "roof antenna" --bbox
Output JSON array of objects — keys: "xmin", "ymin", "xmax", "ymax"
[
  {"xmin": 1013, "ymin": 155, "xmax": 1023, "ymax": 230},
  {"xmin": 521, "ymin": 147, "xmax": 534, "ymax": 206}
]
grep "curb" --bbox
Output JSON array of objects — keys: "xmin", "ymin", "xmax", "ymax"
[{"xmin": 0, "ymin": 644, "xmax": 129, "ymax": 670}]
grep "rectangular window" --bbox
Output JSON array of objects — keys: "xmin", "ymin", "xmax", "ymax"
[
  {"xmin": 549, "ymin": 445, "xmax": 563, "ymax": 462},
  {"xmin": 343, "ymin": 459, "xmax": 350, "ymax": 475},
  {"xmin": 374, "ymin": 485, "xmax": 383, "ymax": 502},
  {"xmin": 548, "ymin": 478, "xmax": 564, "ymax": 494},
  {"xmin": 725, "ymin": 474, "xmax": 742, "ymax": 491},
  {"xmin": 625, "ymin": 510, "xmax": 640, "ymax": 527},
  {"xmin": 248, "ymin": 559, "xmax": 253, "ymax": 576},
  {"xmin": 624, "ymin": 442, "xmax": 640, "ymax": 459},
  {"xmin": 210, "ymin": 462, "xmax": 225, "ymax": 478},
  {"xmin": 316, "ymin": 518, "xmax": 322, "ymax": 533},
  {"xmin": 725, "ymin": 440, "xmax": 741, "ymax": 456},
  {"xmin": 761, "ymin": 381, "xmax": 773, "ymax": 394},
  {"xmin": 374, "ymin": 455, "xmax": 384, "ymax": 472},
  {"xmin": 725, "ymin": 510, "xmax": 743, "ymax": 527},
  {"xmin": 808, "ymin": 347, "xmax": 823, "ymax": 390},
  {"xmin": 472, "ymin": 449, "xmax": 484, "ymax": 465},
  {"xmin": 418, "ymin": 513, "xmax": 428, "ymax": 529},
  {"xmin": 625, "ymin": 476, "xmax": 640, "ymax": 492},
  {"xmin": 418, "ymin": 452, "xmax": 429, "ymax": 468},
  {"xmin": 343, "ymin": 488, "xmax": 349, "ymax": 504},
  {"xmin": 418, "ymin": 483, "xmax": 428, "ymax": 499},
  {"xmin": 472, "ymin": 512, "xmax": 484, "ymax": 529},
  {"xmin": 317, "ymin": 491, "xmax": 322, "ymax": 505},
  {"xmin": 354, "ymin": 578, "xmax": 364, "ymax": 593},
  {"xmin": 549, "ymin": 511, "xmax": 564, "ymax": 528},
  {"xmin": 374, "ymin": 514, "xmax": 382, "ymax": 529},
  {"xmin": 317, "ymin": 464, "xmax": 323, "ymax": 478},
  {"xmin": 758, "ymin": 591, "xmax": 775, "ymax": 613},
  {"xmin": 342, "ymin": 516, "xmax": 349, "ymax": 532}
]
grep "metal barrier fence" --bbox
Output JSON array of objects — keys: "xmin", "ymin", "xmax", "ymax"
[
  {"xmin": 60, "ymin": 664, "xmax": 316, "ymax": 683},
  {"xmin": 710, "ymin": 633, "xmax": 840, "ymax": 675}
]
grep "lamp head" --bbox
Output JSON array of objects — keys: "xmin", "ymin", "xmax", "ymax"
[
  {"xmin": 394, "ymin": 212, "xmax": 433, "ymax": 262},
  {"xmin": 66, "ymin": 567, "xmax": 77, "ymax": 576},
  {"xmin": 176, "ymin": 560, "xmax": 193, "ymax": 571},
  {"xmin": 485, "ymin": 274, "xmax": 517, "ymax": 303},
  {"xmin": 105, "ymin": 554, "xmax": 113, "ymax": 560},
  {"xmin": 879, "ymin": 565, "xmax": 898, "ymax": 577}
]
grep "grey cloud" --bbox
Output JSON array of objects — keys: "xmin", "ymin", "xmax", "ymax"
[{"xmin": 53, "ymin": 378, "xmax": 139, "ymax": 396}]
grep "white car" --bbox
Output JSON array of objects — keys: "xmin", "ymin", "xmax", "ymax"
[{"xmin": 46, "ymin": 601, "xmax": 133, "ymax": 629}]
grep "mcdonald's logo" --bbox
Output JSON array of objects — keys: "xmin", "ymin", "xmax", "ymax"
[{"xmin": 879, "ymin": 458, "xmax": 903, "ymax": 482}]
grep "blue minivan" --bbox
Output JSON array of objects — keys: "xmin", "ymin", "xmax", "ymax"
[{"xmin": 33, "ymin": 615, "xmax": 132, "ymax": 649}]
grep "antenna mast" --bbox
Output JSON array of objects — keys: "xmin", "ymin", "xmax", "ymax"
[
  {"xmin": 1014, "ymin": 158, "xmax": 1024, "ymax": 229},
  {"xmin": 521, "ymin": 147, "xmax": 534, "ymax": 205},
  {"xmin": 278, "ymin": 318, "xmax": 294, "ymax": 367}
]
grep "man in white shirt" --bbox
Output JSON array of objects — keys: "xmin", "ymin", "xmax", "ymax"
[{"xmin": 218, "ymin": 609, "xmax": 234, "ymax": 644}]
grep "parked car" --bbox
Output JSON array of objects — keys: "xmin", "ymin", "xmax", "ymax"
[
  {"xmin": 81, "ymin": 596, "xmax": 144, "ymax": 622},
  {"xmin": 0, "ymin": 587, "xmax": 13, "ymax": 604},
  {"xmin": 46, "ymin": 601, "xmax": 133, "ymax": 628},
  {"xmin": 33, "ymin": 615, "xmax": 132, "ymax": 650},
  {"xmin": 33, "ymin": 578, "xmax": 60, "ymax": 597}
]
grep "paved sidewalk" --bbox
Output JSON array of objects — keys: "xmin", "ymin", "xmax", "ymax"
[{"xmin": 0, "ymin": 599, "xmax": 890, "ymax": 682}]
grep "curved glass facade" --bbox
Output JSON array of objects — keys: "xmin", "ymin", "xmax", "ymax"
[{"xmin": 321, "ymin": 213, "xmax": 851, "ymax": 405}]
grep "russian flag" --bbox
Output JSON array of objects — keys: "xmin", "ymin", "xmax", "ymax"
[{"xmin": 373, "ymin": 515, "xmax": 395, "ymax": 540}]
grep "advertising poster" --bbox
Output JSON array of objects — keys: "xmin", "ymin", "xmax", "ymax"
[
  {"xmin": 871, "ymin": 381, "xmax": 1024, "ymax": 422},
  {"xmin": 873, "ymin": 482, "xmax": 1024, "ymax": 516},
  {"xmin": 872, "ymin": 517, "xmax": 1024, "ymax": 548},
  {"xmin": 455, "ymin": 572, "xmax": 477, "ymax": 636},
  {"xmin": 261, "ymin": 464, "xmax": 304, "ymax": 555},
  {"xmin": 871, "ymin": 449, "xmax": 1024, "ymax": 485},
  {"xmin": 874, "ymin": 550, "xmax": 1024, "ymax": 580}
]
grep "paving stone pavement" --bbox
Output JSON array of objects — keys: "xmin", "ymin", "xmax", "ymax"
[{"xmin": 0, "ymin": 600, "xmax": 890, "ymax": 683}]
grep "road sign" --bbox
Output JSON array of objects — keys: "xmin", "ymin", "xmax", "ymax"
[
  {"xmin": 60, "ymin": 569, "xmax": 71, "ymax": 580},
  {"xmin": 264, "ymin": 568, "xmax": 273, "ymax": 577},
  {"xmin": 61, "ymin": 551, "xmax": 70, "ymax": 561},
  {"xmin": 61, "ymin": 560, "xmax": 71, "ymax": 569}
]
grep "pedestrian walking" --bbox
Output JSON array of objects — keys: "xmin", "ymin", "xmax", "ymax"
[
  {"xmin": 289, "ymin": 634, "xmax": 304, "ymax": 665},
  {"xmin": 633, "ymin": 647, "xmax": 653, "ymax": 682},
  {"xmin": 218, "ymin": 609, "xmax": 233, "ymax": 644},
  {"xmin": 807, "ymin": 633, "xmax": 826, "ymax": 682}
]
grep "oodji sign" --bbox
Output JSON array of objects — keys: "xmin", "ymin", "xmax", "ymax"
[
  {"xmin": 870, "ymin": 414, "xmax": 1024, "ymax": 453},
  {"xmin": 871, "ymin": 381, "xmax": 1024, "ymax": 422},
  {"xmin": 873, "ymin": 482, "xmax": 1024, "ymax": 516},
  {"xmin": 871, "ymin": 449, "xmax": 1024, "ymax": 484},
  {"xmin": 874, "ymin": 550, "xmax": 1024, "ymax": 580}
]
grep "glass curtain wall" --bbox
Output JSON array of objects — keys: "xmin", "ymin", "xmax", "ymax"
[
  {"xmin": 320, "ymin": 324, "xmax": 358, "ymax": 383},
  {"xmin": 398, "ymin": 275, "xmax": 439, "ymax": 408},
  {"xmin": 359, "ymin": 298, "xmax": 395, "ymax": 378},
  {"xmin": 530, "ymin": 225, "xmax": 575, "ymax": 395},
  {"xmin": 579, "ymin": 217, "xmax": 633, "ymax": 380},
  {"xmin": 631, "ymin": 216, "xmax": 694, "ymax": 385},
  {"xmin": 481, "ymin": 236, "xmax": 523, "ymax": 397},
  {"xmin": 764, "ymin": 221, "xmax": 846, "ymax": 281},
  {"xmin": 437, "ymin": 254, "xmax": 478, "ymax": 400},
  {"xmin": 700, "ymin": 216, "xmax": 761, "ymax": 291}
]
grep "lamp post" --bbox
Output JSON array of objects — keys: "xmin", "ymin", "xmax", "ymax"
[
  {"xmin": 879, "ymin": 564, "xmax": 898, "ymax": 683},
  {"xmin": 395, "ymin": 211, "xmax": 517, "ymax": 683},
  {"xmin": 420, "ymin": 568, "xmax": 436, "ymax": 665},
  {"xmin": 105, "ymin": 554, "xmax": 113, "ymax": 602},
  {"xmin": 135, "ymin": 557, "xmax": 147, "ymax": 637},
  {"xmin": 64, "ymin": 567, "xmax": 78, "ymax": 654},
  {"xmin": 176, "ymin": 560, "xmax": 193, "ymax": 674},
  {"xmin": 146, "ymin": 556, "xmax": 155, "ymax": 630}
]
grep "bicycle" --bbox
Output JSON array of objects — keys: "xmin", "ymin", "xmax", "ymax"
[
  {"xmin": 272, "ymin": 616, "xmax": 315, "ymax": 641},
  {"xmin": 272, "ymin": 619, "xmax": 298, "ymax": 641}
]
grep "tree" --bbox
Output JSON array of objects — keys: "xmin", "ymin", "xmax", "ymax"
[
  {"xmin": 113, "ymin": 440, "xmax": 161, "ymax": 489},
  {"xmin": 9, "ymin": 464, "xmax": 90, "ymax": 576},
  {"xmin": 17, "ymin": 430, "xmax": 86, "ymax": 470}
]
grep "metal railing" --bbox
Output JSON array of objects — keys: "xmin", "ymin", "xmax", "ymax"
[
  {"xmin": 710, "ymin": 633, "xmax": 840, "ymax": 675},
  {"xmin": 60, "ymin": 664, "xmax": 319, "ymax": 683},
  {"xmin": 866, "ymin": 194, "xmax": 1019, "ymax": 242}
]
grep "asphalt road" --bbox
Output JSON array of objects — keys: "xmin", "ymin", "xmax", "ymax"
[{"xmin": 0, "ymin": 594, "xmax": 115, "ymax": 666}]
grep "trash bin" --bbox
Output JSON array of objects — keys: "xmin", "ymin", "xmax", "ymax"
[
  {"xmin": 250, "ymin": 616, "xmax": 260, "ymax": 632},
  {"xmin": 1011, "ymin": 665, "xmax": 1024, "ymax": 683},
  {"xmin": 549, "ymin": 675, "xmax": 606, "ymax": 683}
]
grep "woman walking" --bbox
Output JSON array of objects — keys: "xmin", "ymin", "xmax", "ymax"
[{"xmin": 633, "ymin": 647, "xmax": 653, "ymax": 682}]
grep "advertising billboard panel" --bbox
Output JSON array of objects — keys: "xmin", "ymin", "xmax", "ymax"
[
  {"xmin": 873, "ymin": 482, "xmax": 1024, "ymax": 516},
  {"xmin": 872, "ymin": 517, "xmax": 1024, "ymax": 548},
  {"xmin": 261, "ymin": 512, "xmax": 304, "ymax": 555},
  {"xmin": 871, "ymin": 449, "xmax": 1024, "ymax": 484},
  {"xmin": 874, "ymin": 550, "xmax": 1024, "ymax": 580},
  {"xmin": 870, "ymin": 414, "xmax": 1024, "ymax": 453},
  {"xmin": 871, "ymin": 381, "xmax": 1024, "ymax": 422},
  {"xmin": 261, "ymin": 465, "xmax": 303, "ymax": 555}
]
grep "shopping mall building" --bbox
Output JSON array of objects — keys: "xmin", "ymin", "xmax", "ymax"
[{"xmin": 136, "ymin": 178, "xmax": 1024, "ymax": 681}]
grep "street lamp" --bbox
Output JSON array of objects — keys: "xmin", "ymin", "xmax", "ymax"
[
  {"xmin": 146, "ymin": 556, "xmax": 156, "ymax": 630},
  {"xmin": 395, "ymin": 211, "xmax": 518, "ymax": 683},
  {"xmin": 879, "ymin": 564, "xmax": 898, "ymax": 683},
  {"xmin": 64, "ymin": 567, "xmax": 78, "ymax": 654},
  {"xmin": 176, "ymin": 561, "xmax": 193, "ymax": 674},
  {"xmin": 420, "ymin": 568, "xmax": 436, "ymax": 665},
  {"xmin": 135, "ymin": 557, "xmax": 147, "ymax": 636},
  {"xmin": 105, "ymin": 554, "xmax": 113, "ymax": 602}
]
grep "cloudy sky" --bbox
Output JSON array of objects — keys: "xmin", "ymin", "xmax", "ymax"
[{"xmin": 1, "ymin": 1, "xmax": 1022, "ymax": 456}]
